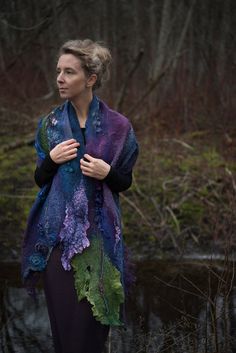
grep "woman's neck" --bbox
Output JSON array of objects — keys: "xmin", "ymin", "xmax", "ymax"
[{"xmin": 71, "ymin": 91, "xmax": 93, "ymax": 128}]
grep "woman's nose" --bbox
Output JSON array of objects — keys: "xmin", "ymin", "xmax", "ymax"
[{"xmin": 57, "ymin": 72, "xmax": 64, "ymax": 83}]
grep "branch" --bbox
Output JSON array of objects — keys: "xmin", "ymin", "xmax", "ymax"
[
  {"xmin": 0, "ymin": 193, "xmax": 35, "ymax": 199},
  {"xmin": 1, "ymin": 134, "xmax": 35, "ymax": 153},
  {"xmin": 114, "ymin": 49, "xmax": 144, "ymax": 111},
  {"xmin": 125, "ymin": 50, "xmax": 185, "ymax": 117},
  {"xmin": 120, "ymin": 193, "xmax": 157, "ymax": 238},
  {"xmin": 124, "ymin": 0, "xmax": 196, "ymax": 118},
  {"xmin": 0, "ymin": 1, "xmax": 71, "ymax": 75},
  {"xmin": 0, "ymin": 17, "xmax": 49, "ymax": 31},
  {"xmin": 172, "ymin": 0, "xmax": 196, "ymax": 70}
]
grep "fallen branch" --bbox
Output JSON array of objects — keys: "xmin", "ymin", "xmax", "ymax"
[
  {"xmin": 0, "ymin": 193, "xmax": 35, "ymax": 199},
  {"xmin": 120, "ymin": 193, "xmax": 157, "ymax": 238},
  {"xmin": 1, "ymin": 134, "xmax": 35, "ymax": 153}
]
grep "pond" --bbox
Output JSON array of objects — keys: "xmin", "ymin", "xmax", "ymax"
[{"xmin": 1, "ymin": 258, "xmax": 236, "ymax": 353}]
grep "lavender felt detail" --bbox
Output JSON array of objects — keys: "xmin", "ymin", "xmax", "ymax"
[{"xmin": 59, "ymin": 180, "xmax": 90, "ymax": 271}]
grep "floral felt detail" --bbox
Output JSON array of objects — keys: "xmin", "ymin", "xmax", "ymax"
[
  {"xmin": 29, "ymin": 253, "xmax": 47, "ymax": 271},
  {"xmin": 114, "ymin": 224, "xmax": 121, "ymax": 252},
  {"xmin": 92, "ymin": 97, "xmax": 102, "ymax": 133}
]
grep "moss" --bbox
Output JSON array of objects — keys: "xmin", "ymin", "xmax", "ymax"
[
  {"xmin": 202, "ymin": 149, "xmax": 224, "ymax": 168},
  {"xmin": 0, "ymin": 145, "xmax": 37, "ymax": 253},
  {"xmin": 178, "ymin": 199, "xmax": 204, "ymax": 225},
  {"xmin": 179, "ymin": 155, "xmax": 203, "ymax": 173}
]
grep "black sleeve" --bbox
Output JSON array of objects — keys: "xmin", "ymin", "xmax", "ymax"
[
  {"xmin": 34, "ymin": 154, "xmax": 59, "ymax": 188},
  {"xmin": 35, "ymin": 154, "xmax": 132, "ymax": 192},
  {"xmin": 104, "ymin": 166, "xmax": 132, "ymax": 193}
]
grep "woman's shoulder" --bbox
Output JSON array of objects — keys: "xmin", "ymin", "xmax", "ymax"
[{"xmin": 99, "ymin": 100, "xmax": 131, "ymax": 129}]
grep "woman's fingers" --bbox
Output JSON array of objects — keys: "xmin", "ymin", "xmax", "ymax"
[
  {"xmin": 50, "ymin": 139, "xmax": 80, "ymax": 163},
  {"xmin": 83, "ymin": 153, "xmax": 94, "ymax": 162},
  {"xmin": 65, "ymin": 153, "xmax": 77, "ymax": 160},
  {"xmin": 80, "ymin": 155, "xmax": 111, "ymax": 180},
  {"xmin": 80, "ymin": 158, "xmax": 90, "ymax": 167},
  {"xmin": 62, "ymin": 142, "xmax": 80, "ymax": 151},
  {"xmin": 61, "ymin": 138, "xmax": 78, "ymax": 145},
  {"xmin": 64, "ymin": 147, "xmax": 78, "ymax": 155}
]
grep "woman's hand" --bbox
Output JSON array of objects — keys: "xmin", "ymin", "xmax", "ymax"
[
  {"xmin": 80, "ymin": 153, "xmax": 111, "ymax": 180},
  {"xmin": 50, "ymin": 139, "xmax": 80, "ymax": 164}
]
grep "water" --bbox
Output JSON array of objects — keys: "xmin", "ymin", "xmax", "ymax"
[
  {"xmin": 0, "ymin": 263, "xmax": 53, "ymax": 353},
  {"xmin": 1, "ymin": 259, "xmax": 236, "ymax": 353}
]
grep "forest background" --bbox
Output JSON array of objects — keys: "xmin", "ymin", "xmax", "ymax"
[{"xmin": 0, "ymin": 0, "xmax": 236, "ymax": 261}]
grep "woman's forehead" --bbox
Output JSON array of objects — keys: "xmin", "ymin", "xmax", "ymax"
[{"xmin": 57, "ymin": 54, "xmax": 82, "ymax": 69}]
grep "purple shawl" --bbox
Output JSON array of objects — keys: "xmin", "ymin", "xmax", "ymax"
[{"xmin": 21, "ymin": 96, "xmax": 138, "ymax": 293}]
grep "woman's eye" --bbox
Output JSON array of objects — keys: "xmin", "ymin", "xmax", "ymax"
[{"xmin": 56, "ymin": 69, "xmax": 74, "ymax": 75}]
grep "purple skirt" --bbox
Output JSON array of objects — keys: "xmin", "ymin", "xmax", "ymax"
[{"xmin": 42, "ymin": 245, "xmax": 110, "ymax": 353}]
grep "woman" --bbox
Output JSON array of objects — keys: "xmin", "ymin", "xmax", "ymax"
[{"xmin": 22, "ymin": 39, "xmax": 139, "ymax": 353}]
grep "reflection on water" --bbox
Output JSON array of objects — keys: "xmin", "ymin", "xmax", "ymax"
[
  {"xmin": 0, "ymin": 262, "xmax": 52, "ymax": 353},
  {"xmin": 1, "ymin": 287, "xmax": 53, "ymax": 353},
  {"xmin": 1, "ymin": 260, "xmax": 236, "ymax": 353}
]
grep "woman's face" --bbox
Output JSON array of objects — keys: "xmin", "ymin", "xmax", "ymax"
[{"xmin": 56, "ymin": 54, "xmax": 89, "ymax": 100}]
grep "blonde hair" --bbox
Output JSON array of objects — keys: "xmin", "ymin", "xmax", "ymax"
[{"xmin": 58, "ymin": 39, "xmax": 112, "ymax": 90}]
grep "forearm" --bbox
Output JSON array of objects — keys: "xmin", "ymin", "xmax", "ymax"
[
  {"xmin": 35, "ymin": 154, "xmax": 133, "ymax": 192},
  {"xmin": 104, "ymin": 166, "xmax": 132, "ymax": 193},
  {"xmin": 34, "ymin": 154, "xmax": 59, "ymax": 188}
]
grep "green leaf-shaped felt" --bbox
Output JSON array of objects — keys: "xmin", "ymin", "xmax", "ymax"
[
  {"xmin": 71, "ymin": 237, "xmax": 125, "ymax": 326},
  {"xmin": 39, "ymin": 117, "xmax": 50, "ymax": 154}
]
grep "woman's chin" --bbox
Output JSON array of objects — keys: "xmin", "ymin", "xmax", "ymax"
[{"xmin": 59, "ymin": 92, "xmax": 69, "ymax": 99}]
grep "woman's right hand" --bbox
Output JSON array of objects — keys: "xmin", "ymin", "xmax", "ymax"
[{"xmin": 49, "ymin": 139, "xmax": 80, "ymax": 164}]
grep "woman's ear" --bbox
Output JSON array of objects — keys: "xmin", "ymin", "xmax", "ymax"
[{"xmin": 86, "ymin": 74, "xmax": 97, "ymax": 88}]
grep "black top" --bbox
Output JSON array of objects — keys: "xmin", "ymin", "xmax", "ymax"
[{"xmin": 34, "ymin": 128, "xmax": 132, "ymax": 193}]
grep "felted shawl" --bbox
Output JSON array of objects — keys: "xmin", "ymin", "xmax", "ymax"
[{"xmin": 21, "ymin": 95, "xmax": 139, "ymax": 326}]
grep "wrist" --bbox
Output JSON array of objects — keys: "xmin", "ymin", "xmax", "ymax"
[
  {"xmin": 105, "ymin": 164, "xmax": 111, "ymax": 177},
  {"xmin": 49, "ymin": 150, "xmax": 57, "ymax": 163}
]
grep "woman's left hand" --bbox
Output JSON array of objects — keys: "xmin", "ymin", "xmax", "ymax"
[{"xmin": 80, "ymin": 154, "xmax": 111, "ymax": 180}]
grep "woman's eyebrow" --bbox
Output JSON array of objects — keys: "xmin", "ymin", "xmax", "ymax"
[{"xmin": 57, "ymin": 66, "xmax": 76, "ymax": 70}]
